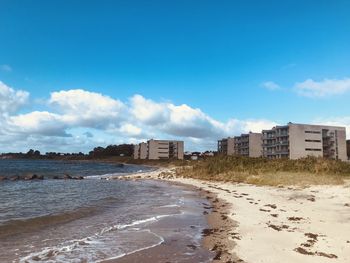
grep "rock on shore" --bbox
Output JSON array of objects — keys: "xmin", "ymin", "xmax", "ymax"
[{"xmin": 0, "ymin": 174, "xmax": 84, "ymax": 181}]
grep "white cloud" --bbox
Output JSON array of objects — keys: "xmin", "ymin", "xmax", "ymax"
[
  {"xmin": 0, "ymin": 81, "xmax": 278, "ymax": 152},
  {"xmin": 8, "ymin": 111, "xmax": 70, "ymax": 137},
  {"xmin": 0, "ymin": 81, "xmax": 29, "ymax": 114},
  {"xmin": 129, "ymin": 95, "xmax": 276, "ymax": 140},
  {"xmin": 130, "ymin": 94, "xmax": 169, "ymax": 125},
  {"xmin": 49, "ymin": 89, "xmax": 125, "ymax": 128},
  {"xmin": 50, "ymin": 89, "xmax": 123, "ymax": 114},
  {"xmin": 0, "ymin": 64, "xmax": 12, "ymax": 72},
  {"xmin": 294, "ymin": 78, "xmax": 350, "ymax": 98},
  {"xmin": 119, "ymin": 123, "xmax": 142, "ymax": 136},
  {"xmin": 240, "ymin": 119, "xmax": 278, "ymax": 133},
  {"xmin": 261, "ymin": 81, "xmax": 281, "ymax": 91},
  {"xmin": 163, "ymin": 104, "xmax": 220, "ymax": 138}
]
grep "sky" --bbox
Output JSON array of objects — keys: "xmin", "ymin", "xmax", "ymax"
[{"xmin": 1, "ymin": 0, "xmax": 350, "ymax": 153}]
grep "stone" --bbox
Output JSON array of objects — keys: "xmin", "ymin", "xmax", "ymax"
[{"xmin": 63, "ymin": 174, "xmax": 73, "ymax": 179}]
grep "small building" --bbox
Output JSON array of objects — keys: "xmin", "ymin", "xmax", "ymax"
[
  {"xmin": 262, "ymin": 123, "xmax": 347, "ymax": 161},
  {"xmin": 134, "ymin": 139, "xmax": 184, "ymax": 160}
]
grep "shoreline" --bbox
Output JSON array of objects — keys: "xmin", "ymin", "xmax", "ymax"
[
  {"xmin": 111, "ymin": 169, "xmax": 242, "ymax": 263},
  {"xmin": 101, "ymin": 179, "xmax": 218, "ymax": 263},
  {"xmin": 111, "ymin": 168, "xmax": 350, "ymax": 263}
]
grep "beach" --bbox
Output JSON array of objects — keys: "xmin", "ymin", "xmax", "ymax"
[{"xmin": 113, "ymin": 168, "xmax": 350, "ymax": 263}]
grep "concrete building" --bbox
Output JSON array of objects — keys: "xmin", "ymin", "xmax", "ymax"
[
  {"xmin": 134, "ymin": 139, "xmax": 184, "ymax": 160},
  {"xmin": 218, "ymin": 132, "xmax": 262, "ymax": 157},
  {"xmin": 262, "ymin": 123, "xmax": 347, "ymax": 161},
  {"xmin": 133, "ymin": 142, "xmax": 147, "ymax": 159},
  {"xmin": 234, "ymin": 133, "xmax": 263, "ymax": 157},
  {"xmin": 217, "ymin": 137, "xmax": 235, "ymax": 155}
]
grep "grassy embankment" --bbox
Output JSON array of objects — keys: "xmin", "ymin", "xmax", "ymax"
[{"xmin": 175, "ymin": 156, "xmax": 350, "ymax": 186}]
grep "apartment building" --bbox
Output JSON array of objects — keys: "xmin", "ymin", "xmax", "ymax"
[
  {"xmin": 262, "ymin": 123, "xmax": 347, "ymax": 161},
  {"xmin": 134, "ymin": 139, "xmax": 184, "ymax": 160},
  {"xmin": 218, "ymin": 132, "xmax": 262, "ymax": 157},
  {"xmin": 217, "ymin": 137, "xmax": 235, "ymax": 155},
  {"xmin": 133, "ymin": 142, "xmax": 147, "ymax": 159}
]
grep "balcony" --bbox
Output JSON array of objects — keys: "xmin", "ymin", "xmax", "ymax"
[
  {"xmin": 275, "ymin": 133, "xmax": 289, "ymax": 138},
  {"xmin": 276, "ymin": 141, "xmax": 289, "ymax": 145},
  {"xmin": 275, "ymin": 150, "xmax": 290, "ymax": 155}
]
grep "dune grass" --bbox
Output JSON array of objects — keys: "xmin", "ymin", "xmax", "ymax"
[{"xmin": 175, "ymin": 156, "xmax": 350, "ymax": 186}]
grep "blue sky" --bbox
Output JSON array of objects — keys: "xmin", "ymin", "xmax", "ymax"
[{"xmin": 1, "ymin": 0, "xmax": 350, "ymax": 153}]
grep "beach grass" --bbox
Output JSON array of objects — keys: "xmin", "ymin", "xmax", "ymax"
[{"xmin": 175, "ymin": 156, "xmax": 350, "ymax": 186}]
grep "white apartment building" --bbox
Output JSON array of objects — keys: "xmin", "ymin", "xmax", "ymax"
[{"xmin": 262, "ymin": 123, "xmax": 347, "ymax": 161}]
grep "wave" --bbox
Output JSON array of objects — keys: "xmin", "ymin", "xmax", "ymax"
[
  {"xmin": 19, "ymin": 214, "xmax": 174, "ymax": 263},
  {"xmin": 159, "ymin": 204, "xmax": 180, "ymax": 208},
  {"xmin": 97, "ymin": 229, "xmax": 165, "ymax": 262},
  {"xmin": 84, "ymin": 168, "xmax": 154, "ymax": 180},
  {"xmin": 0, "ymin": 205, "xmax": 103, "ymax": 239}
]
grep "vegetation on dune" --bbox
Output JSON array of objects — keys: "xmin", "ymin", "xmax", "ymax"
[{"xmin": 175, "ymin": 155, "xmax": 350, "ymax": 186}]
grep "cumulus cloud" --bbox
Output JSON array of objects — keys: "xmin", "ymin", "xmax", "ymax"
[
  {"xmin": 118, "ymin": 123, "xmax": 142, "ymax": 136},
  {"xmin": 49, "ymin": 89, "xmax": 125, "ymax": 128},
  {"xmin": 237, "ymin": 119, "xmax": 278, "ymax": 133},
  {"xmin": 128, "ymin": 96, "xmax": 274, "ymax": 139},
  {"xmin": 129, "ymin": 95, "xmax": 223, "ymax": 138},
  {"xmin": 8, "ymin": 111, "xmax": 70, "ymax": 137},
  {"xmin": 130, "ymin": 94, "xmax": 169, "ymax": 125},
  {"xmin": 50, "ymin": 89, "xmax": 123, "ymax": 114},
  {"xmin": 0, "ymin": 81, "xmax": 29, "ymax": 114},
  {"xmin": 0, "ymin": 81, "xmax": 278, "ymax": 152},
  {"xmin": 261, "ymin": 81, "xmax": 281, "ymax": 91},
  {"xmin": 294, "ymin": 78, "xmax": 350, "ymax": 98},
  {"xmin": 163, "ymin": 104, "xmax": 221, "ymax": 138}
]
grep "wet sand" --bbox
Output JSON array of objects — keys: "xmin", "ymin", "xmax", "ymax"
[
  {"xmin": 102, "ymin": 216, "xmax": 211, "ymax": 263},
  {"xmin": 101, "ymin": 182, "xmax": 214, "ymax": 263},
  {"xmin": 104, "ymin": 180, "xmax": 240, "ymax": 263},
  {"xmin": 201, "ymin": 190, "xmax": 243, "ymax": 263}
]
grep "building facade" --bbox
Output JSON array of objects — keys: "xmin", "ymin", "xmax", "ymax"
[
  {"xmin": 262, "ymin": 123, "xmax": 347, "ymax": 161},
  {"xmin": 134, "ymin": 139, "xmax": 184, "ymax": 160},
  {"xmin": 218, "ymin": 132, "xmax": 262, "ymax": 157},
  {"xmin": 217, "ymin": 137, "xmax": 235, "ymax": 155}
]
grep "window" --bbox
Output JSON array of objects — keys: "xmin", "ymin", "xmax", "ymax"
[
  {"xmin": 305, "ymin": 131, "xmax": 321, "ymax": 134},
  {"xmin": 305, "ymin": 139, "xmax": 321, "ymax": 142},
  {"xmin": 305, "ymin": 148, "xmax": 322, "ymax": 151}
]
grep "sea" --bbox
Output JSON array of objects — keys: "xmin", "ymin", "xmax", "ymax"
[{"xmin": 0, "ymin": 159, "xmax": 212, "ymax": 263}]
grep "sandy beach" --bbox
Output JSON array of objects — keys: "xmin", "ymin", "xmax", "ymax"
[{"xmin": 112, "ymin": 168, "xmax": 350, "ymax": 263}]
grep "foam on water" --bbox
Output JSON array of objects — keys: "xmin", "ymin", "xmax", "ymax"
[{"xmin": 19, "ymin": 214, "xmax": 175, "ymax": 263}]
